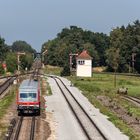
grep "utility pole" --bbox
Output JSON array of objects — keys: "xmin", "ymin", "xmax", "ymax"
[
  {"xmin": 132, "ymin": 53, "xmax": 136, "ymax": 73},
  {"xmin": 42, "ymin": 49, "xmax": 48, "ymax": 68},
  {"xmin": 128, "ymin": 62, "xmax": 131, "ymax": 73},
  {"xmin": 17, "ymin": 52, "xmax": 25, "ymax": 83},
  {"xmin": 17, "ymin": 52, "xmax": 25, "ymax": 72}
]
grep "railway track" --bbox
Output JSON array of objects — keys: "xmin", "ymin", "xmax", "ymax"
[
  {"xmin": 14, "ymin": 116, "xmax": 23, "ymax": 140},
  {"xmin": 13, "ymin": 116, "xmax": 36, "ymax": 140},
  {"xmin": 30, "ymin": 117, "xmax": 36, "ymax": 140},
  {"xmin": 52, "ymin": 76, "xmax": 107, "ymax": 140},
  {"xmin": 0, "ymin": 72, "xmax": 34, "ymax": 97},
  {"xmin": 123, "ymin": 95, "xmax": 140, "ymax": 105},
  {"xmin": 0, "ymin": 77, "xmax": 16, "ymax": 96},
  {"xmin": 0, "ymin": 71, "xmax": 33, "ymax": 80}
]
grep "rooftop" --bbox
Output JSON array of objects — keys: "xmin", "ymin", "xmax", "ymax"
[
  {"xmin": 19, "ymin": 79, "xmax": 38, "ymax": 89},
  {"xmin": 77, "ymin": 50, "xmax": 92, "ymax": 60}
]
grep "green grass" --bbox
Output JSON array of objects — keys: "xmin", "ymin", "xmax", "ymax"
[
  {"xmin": 43, "ymin": 65, "xmax": 62, "ymax": 76},
  {"xmin": 0, "ymin": 88, "xmax": 16, "ymax": 139},
  {"xmin": 91, "ymin": 97, "xmax": 140, "ymax": 140},
  {"xmin": 43, "ymin": 65, "xmax": 60, "ymax": 95},
  {"xmin": 41, "ymin": 77, "xmax": 52, "ymax": 96},
  {"xmin": 45, "ymin": 78, "xmax": 52, "ymax": 96},
  {"xmin": 41, "ymin": 80, "xmax": 45, "ymax": 96},
  {"xmin": 73, "ymin": 73, "xmax": 140, "ymax": 97},
  {"xmin": 47, "ymin": 81, "xmax": 52, "ymax": 95},
  {"xmin": 69, "ymin": 73, "xmax": 140, "ymax": 140},
  {"xmin": 119, "ymin": 98, "xmax": 140, "ymax": 118},
  {"xmin": 0, "ymin": 91, "xmax": 15, "ymax": 119}
]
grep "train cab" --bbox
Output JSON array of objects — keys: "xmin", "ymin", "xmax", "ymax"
[{"xmin": 17, "ymin": 79, "xmax": 40, "ymax": 116}]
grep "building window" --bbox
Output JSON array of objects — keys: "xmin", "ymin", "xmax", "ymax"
[{"xmin": 78, "ymin": 60, "xmax": 85, "ymax": 65}]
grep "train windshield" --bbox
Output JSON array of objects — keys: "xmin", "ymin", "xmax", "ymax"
[{"xmin": 20, "ymin": 93, "xmax": 37, "ymax": 101}]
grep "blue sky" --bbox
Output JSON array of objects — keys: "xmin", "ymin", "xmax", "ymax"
[{"xmin": 0, "ymin": 0, "xmax": 140, "ymax": 51}]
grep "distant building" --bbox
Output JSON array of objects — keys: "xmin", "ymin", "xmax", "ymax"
[{"xmin": 76, "ymin": 50, "xmax": 92, "ymax": 77}]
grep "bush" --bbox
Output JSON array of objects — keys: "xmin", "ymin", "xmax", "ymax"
[
  {"xmin": 0, "ymin": 65, "xmax": 4, "ymax": 74},
  {"xmin": 6, "ymin": 52, "xmax": 17, "ymax": 73},
  {"xmin": 60, "ymin": 65, "xmax": 70, "ymax": 76}
]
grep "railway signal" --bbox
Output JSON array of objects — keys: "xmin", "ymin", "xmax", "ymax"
[
  {"xmin": 17, "ymin": 52, "xmax": 25, "ymax": 83},
  {"xmin": 69, "ymin": 53, "xmax": 78, "ymax": 73},
  {"xmin": 2, "ymin": 63, "xmax": 6, "ymax": 69},
  {"xmin": 2, "ymin": 62, "xmax": 7, "ymax": 73},
  {"xmin": 17, "ymin": 52, "xmax": 26, "ymax": 73},
  {"xmin": 132, "ymin": 53, "xmax": 136, "ymax": 73}
]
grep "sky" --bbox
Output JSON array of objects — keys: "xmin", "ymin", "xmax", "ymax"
[{"xmin": 0, "ymin": 0, "xmax": 140, "ymax": 51}]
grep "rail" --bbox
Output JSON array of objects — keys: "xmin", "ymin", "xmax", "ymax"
[
  {"xmin": 0, "ymin": 77, "xmax": 16, "ymax": 96},
  {"xmin": 124, "ymin": 95, "xmax": 140, "ymax": 104},
  {"xmin": 0, "ymin": 71, "xmax": 35, "ymax": 97},
  {"xmin": 52, "ymin": 76, "xmax": 108, "ymax": 140},
  {"xmin": 14, "ymin": 116, "xmax": 23, "ymax": 140},
  {"xmin": 13, "ymin": 116, "xmax": 36, "ymax": 140},
  {"xmin": 30, "ymin": 117, "xmax": 36, "ymax": 140}
]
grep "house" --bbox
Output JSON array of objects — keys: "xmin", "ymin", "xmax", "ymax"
[{"xmin": 76, "ymin": 50, "xmax": 92, "ymax": 77}]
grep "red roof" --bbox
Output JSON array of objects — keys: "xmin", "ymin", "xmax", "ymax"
[{"xmin": 77, "ymin": 50, "xmax": 92, "ymax": 60}]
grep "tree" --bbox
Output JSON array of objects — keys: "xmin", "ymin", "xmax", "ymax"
[
  {"xmin": 42, "ymin": 20, "xmax": 140, "ymax": 74},
  {"xmin": 106, "ymin": 48, "xmax": 120, "ymax": 87},
  {"xmin": 0, "ymin": 64, "xmax": 4, "ymax": 74},
  {"xmin": 109, "ymin": 27, "xmax": 129, "ymax": 72},
  {"xmin": 5, "ymin": 52, "xmax": 17, "ymax": 73},
  {"xmin": 0, "ymin": 37, "xmax": 9, "ymax": 61},
  {"xmin": 82, "ymin": 43, "xmax": 99, "ymax": 66},
  {"xmin": 108, "ymin": 20, "xmax": 140, "ymax": 73},
  {"xmin": 20, "ymin": 53, "xmax": 34, "ymax": 70},
  {"xmin": 42, "ymin": 26, "xmax": 109, "ymax": 68},
  {"xmin": 11, "ymin": 41, "xmax": 36, "ymax": 53},
  {"xmin": 60, "ymin": 64, "xmax": 70, "ymax": 76}
]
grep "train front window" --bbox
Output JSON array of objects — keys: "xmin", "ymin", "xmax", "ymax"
[
  {"xmin": 20, "ymin": 93, "xmax": 37, "ymax": 102},
  {"xmin": 29, "ymin": 93, "xmax": 36, "ymax": 98},
  {"xmin": 20, "ymin": 93, "xmax": 28, "ymax": 98},
  {"xmin": 27, "ymin": 93, "xmax": 37, "ymax": 101}
]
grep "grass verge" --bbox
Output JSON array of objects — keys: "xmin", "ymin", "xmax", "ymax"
[
  {"xmin": 0, "ymin": 87, "xmax": 16, "ymax": 139},
  {"xmin": 41, "ymin": 77, "xmax": 52, "ymax": 96},
  {"xmin": 69, "ymin": 74, "xmax": 140, "ymax": 140},
  {"xmin": 46, "ymin": 81, "xmax": 52, "ymax": 96},
  {"xmin": 43, "ymin": 65, "xmax": 62, "ymax": 76}
]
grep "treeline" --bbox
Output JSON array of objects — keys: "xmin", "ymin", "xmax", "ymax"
[
  {"xmin": 42, "ymin": 20, "xmax": 140, "ymax": 73},
  {"xmin": 42, "ymin": 26, "xmax": 109, "ymax": 67},
  {"xmin": 0, "ymin": 39, "xmax": 35, "ymax": 74}
]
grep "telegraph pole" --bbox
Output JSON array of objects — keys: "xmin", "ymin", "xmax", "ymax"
[
  {"xmin": 17, "ymin": 52, "xmax": 25, "ymax": 72},
  {"xmin": 132, "ymin": 53, "xmax": 136, "ymax": 73},
  {"xmin": 42, "ymin": 49, "xmax": 48, "ymax": 68},
  {"xmin": 17, "ymin": 52, "xmax": 25, "ymax": 83}
]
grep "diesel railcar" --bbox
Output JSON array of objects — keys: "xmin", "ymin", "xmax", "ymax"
[{"xmin": 17, "ymin": 79, "xmax": 40, "ymax": 115}]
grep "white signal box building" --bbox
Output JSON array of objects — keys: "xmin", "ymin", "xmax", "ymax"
[{"xmin": 76, "ymin": 50, "xmax": 92, "ymax": 77}]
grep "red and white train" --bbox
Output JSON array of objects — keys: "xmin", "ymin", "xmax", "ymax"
[{"xmin": 17, "ymin": 79, "xmax": 41, "ymax": 115}]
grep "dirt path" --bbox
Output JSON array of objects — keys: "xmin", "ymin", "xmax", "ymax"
[
  {"xmin": 97, "ymin": 95, "xmax": 140, "ymax": 134},
  {"xmin": 35, "ymin": 97, "xmax": 51, "ymax": 140}
]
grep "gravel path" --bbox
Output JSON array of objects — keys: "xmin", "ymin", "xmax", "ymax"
[
  {"xmin": 45, "ymin": 77, "xmax": 88, "ymax": 140},
  {"xmin": 46, "ymin": 76, "xmax": 129, "ymax": 140},
  {"xmin": 59, "ymin": 77, "xmax": 129, "ymax": 140}
]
